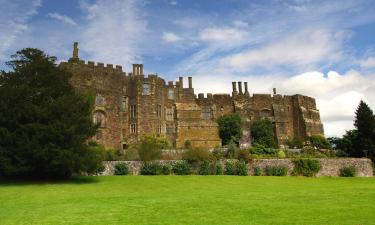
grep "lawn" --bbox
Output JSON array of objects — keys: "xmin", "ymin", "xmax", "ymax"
[{"xmin": 1, "ymin": 176, "xmax": 375, "ymax": 225}]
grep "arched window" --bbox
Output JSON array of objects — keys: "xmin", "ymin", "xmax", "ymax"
[
  {"xmin": 95, "ymin": 94, "xmax": 105, "ymax": 107},
  {"xmin": 93, "ymin": 111, "xmax": 106, "ymax": 127}
]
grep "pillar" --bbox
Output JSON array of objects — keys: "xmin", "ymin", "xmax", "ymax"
[
  {"xmin": 232, "ymin": 82, "xmax": 237, "ymax": 95},
  {"xmin": 179, "ymin": 77, "xmax": 183, "ymax": 88},
  {"xmin": 238, "ymin": 81, "xmax": 243, "ymax": 94},
  {"xmin": 188, "ymin": 77, "xmax": 192, "ymax": 89},
  {"xmin": 273, "ymin": 88, "xmax": 277, "ymax": 95},
  {"xmin": 244, "ymin": 82, "xmax": 249, "ymax": 95}
]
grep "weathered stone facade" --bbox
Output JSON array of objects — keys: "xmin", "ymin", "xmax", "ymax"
[{"xmin": 60, "ymin": 43, "xmax": 324, "ymax": 150}]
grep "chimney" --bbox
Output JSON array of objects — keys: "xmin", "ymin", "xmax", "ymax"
[
  {"xmin": 73, "ymin": 42, "xmax": 79, "ymax": 59},
  {"xmin": 188, "ymin": 77, "xmax": 193, "ymax": 89},
  {"xmin": 140, "ymin": 64, "xmax": 144, "ymax": 75},
  {"xmin": 238, "ymin": 81, "xmax": 243, "ymax": 94},
  {"xmin": 273, "ymin": 88, "xmax": 277, "ymax": 95},
  {"xmin": 244, "ymin": 82, "xmax": 249, "ymax": 96},
  {"xmin": 179, "ymin": 77, "xmax": 183, "ymax": 88},
  {"xmin": 232, "ymin": 82, "xmax": 238, "ymax": 95},
  {"xmin": 132, "ymin": 64, "xmax": 137, "ymax": 75}
]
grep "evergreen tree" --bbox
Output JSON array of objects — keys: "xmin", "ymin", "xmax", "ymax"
[
  {"xmin": 354, "ymin": 100, "xmax": 375, "ymax": 160},
  {"xmin": 217, "ymin": 114, "xmax": 242, "ymax": 146},
  {"xmin": 251, "ymin": 118, "xmax": 278, "ymax": 148},
  {"xmin": 0, "ymin": 48, "xmax": 103, "ymax": 178}
]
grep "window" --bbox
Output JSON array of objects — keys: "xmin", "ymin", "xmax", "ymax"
[
  {"xmin": 95, "ymin": 94, "xmax": 105, "ymax": 106},
  {"xmin": 93, "ymin": 111, "xmax": 105, "ymax": 127},
  {"xmin": 166, "ymin": 125, "xmax": 175, "ymax": 134},
  {"xmin": 143, "ymin": 83, "xmax": 150, "ymax": 95},
  {"xmin": 260, "ymin": 109, "xmax": 271, "ymax": 118},
  {"xmin": 166, "ymin": 107, "xmax": 174, "ymax": 121},
  {"xmin": 168, "ymin": 89, "xmax": 174, "ymax": 99},
  {"xmin": 130, "ymin": 105, "xmax": 137, "ymax": 118},
  {"xmin": 121, "ymin": 96, "xmax": 128, "ymax": 111},
  {"xmin": 156, "ymin": 104, "xmax": 162, "ymax": 118},
  {"xmin": 157, "ymin": 125, "xmax": 162, "ymax": 134},
  {"xmin": 202, "ymin": 106, "xmax": 212, "ymax": 119},
  {"xmin": 130, "ymin": 124, "xmax": 136, "ymax": 134}
]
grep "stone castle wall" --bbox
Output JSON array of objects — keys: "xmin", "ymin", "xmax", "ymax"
[{"xmin": 60, "ymin": 43, "xmax": 324, "ymax": 150}]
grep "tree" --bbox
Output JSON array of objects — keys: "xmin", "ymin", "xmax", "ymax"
[
  {"xmin": 0, "ymin": 48, "xmax": 103, "ymax": 178},
  {"xmin": 309, "ymin": 135, "xmax": 331, "ymax": 149},
  {"xmin": 354, "ymin": 100, "xmax": 375, "ymax": 160},
  {"xmin": 136, "ymin": 135, "xmax": 164, "ymax": 162},
  {"xmin": 217, "ymin": 114, "xmax": 242, "ymax": 146},
  {"xmin": 250, "ymin": 118, "xmax": 277, "ymax": 148}
]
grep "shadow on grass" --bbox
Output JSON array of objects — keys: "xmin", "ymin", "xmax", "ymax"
[{"xmin": 0, "ymin": 176, "xmax": 100, "ymax": 186}]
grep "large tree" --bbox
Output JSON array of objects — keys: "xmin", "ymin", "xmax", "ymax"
[
  {"xmin": 0, "ymin": 48, "xmax": 103, "ymax": 178},
  {"xmin": 354, "ymin": 100, "xmax": 375, "ymax": 160},
  {"xmin": 251, "ymin": 118, "xmax": 277, "ymax": 148},
  {"xmin": 217, "ymin": 114, "xmax": 242, "ymax": 146}
]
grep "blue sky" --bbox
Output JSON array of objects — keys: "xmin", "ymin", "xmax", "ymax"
[{"xmin": 1, "ymin": 0, "xmax": 375, "ymax": 137}]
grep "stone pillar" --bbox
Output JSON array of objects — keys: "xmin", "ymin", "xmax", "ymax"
[
  {"xmin": 188, "ymin": 77, "xmax": 192, "ymax": 89},
  {"xmin": 232, "ymin": 82, "xmax": 238, "ymax": 95},
  {"xmin": 73, "ymin": 42, "xmax": 79, "ymax": 59},
  {"xmin": 140, "ymin": 64, "xmax": 144, "ymax": 75},
  {"xmin": 132, "ymin": 64, "xmax": 136, "ymax": 75},
  {"xmin": 179, "ymin": 77, "xmax": 183, "ymax": 88},
  {"xmin": 244, "ymin": 82, "xmax": 249, "ymax": 96},
  {"xmin": 238, "ymin": 81, "xmax": 243, "ymax": 94}
]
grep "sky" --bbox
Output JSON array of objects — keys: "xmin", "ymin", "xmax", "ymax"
[{"xmin": 1, "ymin": 0, "xmax": 375, "ymax": 137}]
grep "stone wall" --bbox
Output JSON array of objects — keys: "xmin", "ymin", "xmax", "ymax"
[{"xmin": 102, "ymin": 158, "xmax": 373, "ymax": 177}]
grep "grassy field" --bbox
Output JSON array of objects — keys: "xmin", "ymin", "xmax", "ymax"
[{"xmin": 1, "ymin": 176, "xmax": 375, "ymax": 225}]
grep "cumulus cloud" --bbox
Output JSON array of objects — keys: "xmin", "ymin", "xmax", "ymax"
[
  {"xmin": 80, "ymin": 0, "xmax": 147, "ymax": 66},
  {"xmin": 0, "ymin": 0, "xmax": 41, "ymax": 60},
  {"xmin": 47, "ymin": 12, "xmax": 77, "ymax": 26},
  {"xmin": 199, "ymin": 27, "xmax": 248, "ymax": 44},
  {"xmin": 191, "ymin": 70, "xmax": 375, "ymax": 137},
  {"xmin": 360, "ymin": 56, "xmax": 375, "ymax": 68},
  {"xmin": 162, "ymin": 32, "xmax": 182, "ymax": 43}
]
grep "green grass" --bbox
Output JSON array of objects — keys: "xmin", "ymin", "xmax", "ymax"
[{"xmin": 1, "ymin": 176, "xmax": 375, "ymax": 225}]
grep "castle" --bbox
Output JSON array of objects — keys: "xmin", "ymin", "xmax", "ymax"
[{"xmin": 60, "ymin": 43, "xmax": 324, "ymax": 150}]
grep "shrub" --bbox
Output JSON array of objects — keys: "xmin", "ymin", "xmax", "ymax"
[
  {"xmin": 137, "ymin": 135, "xmax": 163, "ymax": 162},
  {"xmin": 199, "ymin": 161, "xmax": 211, "ymax": 175},
  {"xmin": 218, "ymin": 114, "xmax": 242, "ymax": 146},
  {"xmin": 286, "ymin": 137, "xmax": 303, "ymax": 149},
  {"xmin": 251, "ymin": 118, "xmax": 278, "ymax": 148},
  {"xmin": 339, "ymin": 166, "xmax": 356, "ymax": 177},
  {"xmin": 277, "ymin": 150, "xmax": 286, "ymax": 158},
  {"xmin": 114, "ymin": 163, "xmax": 129, "ymax": 175},
  {"xmin": 224, "ymin": 161, "xmax": 237, "ymax": 175},
  {"xmin": 173, "ymin": 161, "xmax": 193, "ymax": 175},
  {"xmin": 265, "ymin": 166, "xmax": 288, "ymax": 176},
  {"xmin": 182, "ymin": 148, "xmax": 214, "ymax": 164},
  {"xmin": 236, "ymin": 161, "xmax": 248, "ymax": 176},
  {"xmin": 309, "ymin": 135, "xmax": 331, "ymax": 149},
  {"xmin": 140, "ymin": 162, "xmax": 162, "ymax": 175},
  {"xmin": 250, "ymin": 143, "xmax": 277, "ymax": 155},
  {"xmin": 105, "ymin": 149, "xmax": 124, "ymax": 161},
  {"xmin": 214, "ymin": 162, "xmax": 223, "ymax": 175},
  {"xmin": 212, "ymin": 148, "xmax": 225, "ymax": 160},
  {"xmin": 161, "ymin": 163, "xmax": 172, "ymax": 175},
  {"xmin": 225, "ymin": 140, "xmax": 239, "ymax": 158},
  {"xmin": 236, "ymin": 149, "xmax": 251, "ymax": 161},
  {"xmin": 124, "ymin": 145, "xmax": 140, "ymax": 161},
  {"xmin": 184, "ymin": 140, "xmax": 192, "ymax": 149},
  {"xmin": 292, "ymin": 158, "xmax": 321, "ymax": 177},
  {"xmin": 253, "ymin": 167, "xmax": 262, "ymax": 176}
]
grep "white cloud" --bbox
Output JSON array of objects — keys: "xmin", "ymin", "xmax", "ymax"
[
  {"xmin": 360, "ymin": 56, "xmax": 375, "ymax": 68},
  {"xmin": 162, "ymin": 32, "xmax": 182, "ymax": 43},
  {"xmin": 222, "ymin": 29, "xmax": 346, "ymax": 72},
  {"xmin": 191, "ymin": 70, "xmax": 375, "ymax": 137},
  {"xmin": 199, "ymin": 27, "xmax": 248, "ymax": 44},
  {"xmin": 80, "ymin": 0, "xmax": 147, "ymax": 66},
  {"xmin": 47, "ymin": 12, "xmax": 77, "ymax": 26},
  {"xmin": 169, "ymin": 1, "xmax": 177, "ymax": 6},
  {"xmin": 0, "ymin": 0, "xmax": 41, "ymax": 60},
  {"xmin": 233, "ymin": 20, "xmax": 249, "ymax": 28}
]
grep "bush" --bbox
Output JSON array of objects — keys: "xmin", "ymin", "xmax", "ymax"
[
  {"xmin": 250, "ymin": 144, "xmax": 277, "ymax": 155},
  {"xmin": 137, "ymin": 135, "xmax": 163, "ymax": 162},
  {"xmin": 218, "ymin": 114, "xmax": 242, "ymax": 146},
  {"xmin": 254, "ymin": 167, "xmax": 262, "ymax": 176},
  {"xmin": 236, "ymin": 161, "xmax": 248, "ymax": 176},
  {"xmin": 292, "ymin": 158, "xmax": 321, "ymax": 177},
  {"xmin": 212, "ymin": 148, "xmax": 225, "ymax": 160},
  {"xmin": 265, "ymin": 166, "xmax": 288, "ymax": 176},
  {"xmin": 182, "ymin": 148, "xmax": 214, "ymax": 164},
  {"xmin": 199, "ymin": 161, "xmax": 211, "ymax": 175},
  {"xmin": 224, "ymin": 161, "xmax": 237, "ymax": 175},
  {"xmin": 140, "ymin": 162, "xmax": 162, "ymax": 175},
  {"xmin": 251, "ymin": 118, "xmax": 278, "ymax": 148},
  {"xmin": 236, "ymin": 149, "xmax": 250, "ymax": 161},
  {"xmin": 184, "ymin": 140, "xmax": 192, "ymax": 149},
  {"xmin": 214, "ymin": 162, "xmax": 223, "ymax": 175},
  {"xmin": 277, "ymin": 150, "xmax": 286, "ymax": 158},
  {"xmin": 309, "ymin": 135, "xmax": 331, "ymax": 149},
  {"xmin": 161, "ymin": 163, "xmax": 172, "ymax": 175},
  {"xmin": 286, "ymin": 137, "xmax": 303, "ymax": 149},
  {"xmin": 339, "ymin": 166, "xmax": 356, "ymax": 177},
  {"xmin": 173, "ymin": 161, "xmax": 193, "ymax": 175},
  {"xmin": 124, "ymin": 145, "xmax": 140, "ymax": 161},
  {"xmin": 114, "ymin": 163, "xmax": 129, "ymax": 175},
  {"xmin": 225, "ymin": 140, "xmax": 239, "ymax": 158},
  {"xmin": 104, "ymin": 149, "xmax": 124, "ymax": 161}
]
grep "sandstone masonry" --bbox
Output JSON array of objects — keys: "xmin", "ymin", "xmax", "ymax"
[{"xmin": 60, "ymin": 43, "xmax": 324, "ymax": 150}]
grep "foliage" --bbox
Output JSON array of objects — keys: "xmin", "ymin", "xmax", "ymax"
[
  {"xmin": 225, "ymin": 140, "xmax": 239, "ymax": 158},
  {"xmin": 212, "ymin": 148, "xmax": 225, "ymax": 160},
  {"xmin": 217, "ymin": 114, "xmax": 242, "ymax": 146},
  {"xmin": 182, "ymin": 148, "xmax": 214, "ymax": 164},
  {"xmin": 299, "ymin": 146, "xmax": 328, "ymax": 158},
  {"xmin": 354, "ymin": 100, "xmax": 375, "ymax": 161},
  {"xmin": 224, "ymin": 161, "xmax": 237, "ymax": 175},
  {"xmin": 114, "ymin": 163, "xmax": 129, "ymax": 175},
  {"xmin": 124, "ymin": 145, "xmax": 140, "ymax": 161},
  {"xmin": 236, "ymin": 161, "xmax": 248, "ymax": 176},
  {"xmin": 236, "ymin": 149, "xmax": 251, "ymax": 161},
  {"xmin": 184, "ymin": 140, "xmax": 192, "ymax": 149},
  {"xmin": 0, "ymin": 48, "xmax": 100, "ymax": 178},
  {"xmin": 265, "ymin": 166, "xmax": 288, "ymax": 176},
  {"xmin": 213, "ymin": 162, "xmax": 223, "ymax": 175},
  {"xmin": 173, "ymin": 161, "xmax": 193, "ymax": 175},
  {"xmin": 251, "ymin": 118, "xmax": 278, "ymax": 148},
  {"xmin": 137, "ymin": 135, "xmax": 163, "ymax": 162},
  {"xmin": 249, "ymin": 143, "xmax": 277, "ymax": 155},
  {"xmin": 277, "ymin": 150, "xmax": 286, "ymax": 158},
  {"xmin": 286, "ymin": 137, "xmax": 303, "ymax": 149},
  {"xmin": 309, "ymin": 135, "xmax": 331, "ymax": 149},
  {"xmin": 104, "ymin": 148, "xmax": 124, "ymax": 161},
  {"xmin": 140, "ymin": 162, "xmax": 162, "ymax": 175},
  {"xmin": 292, "ymin": 158, "xmax": 321, "ymax": 177},
  {"xmin": 339, "ymin": 166, "xmax": 356, "ymax": 177},
  {"xmin": 198, "ymin": 161, "xmax": 211, "ymax": 175},
  {"xmin": 82, "ymin": 142, "xmax": 106, "ymax": 175},
  {"xmin": 253, "ymin": 167, "xmax": 262, "ymax": 176},
  {"xmin": 161, "ymin": 163, "xmax": 172, "ymax": 175}
]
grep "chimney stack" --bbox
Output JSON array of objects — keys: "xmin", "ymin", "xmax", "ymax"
[
  {"xmin": 179, "ymin": 77, "xmax": 183, "ymax": 88},
  {"xmin": 244, "ymin": 82, "xmax": 249, "ymax": 96},
  {"xmin": 273, "ymin": 88, "xmax": 277, "ymax": 95},
  {"xmin": 188, "ymin": 77, "xmax": 193, "ymax": 89},
  {"xmin": 232, "ymin": 82, "xmax": 238, "ymax": 95},
  {"xmin": 238, "ymin": 81, "xmax": 243, "ymax": 94}
]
